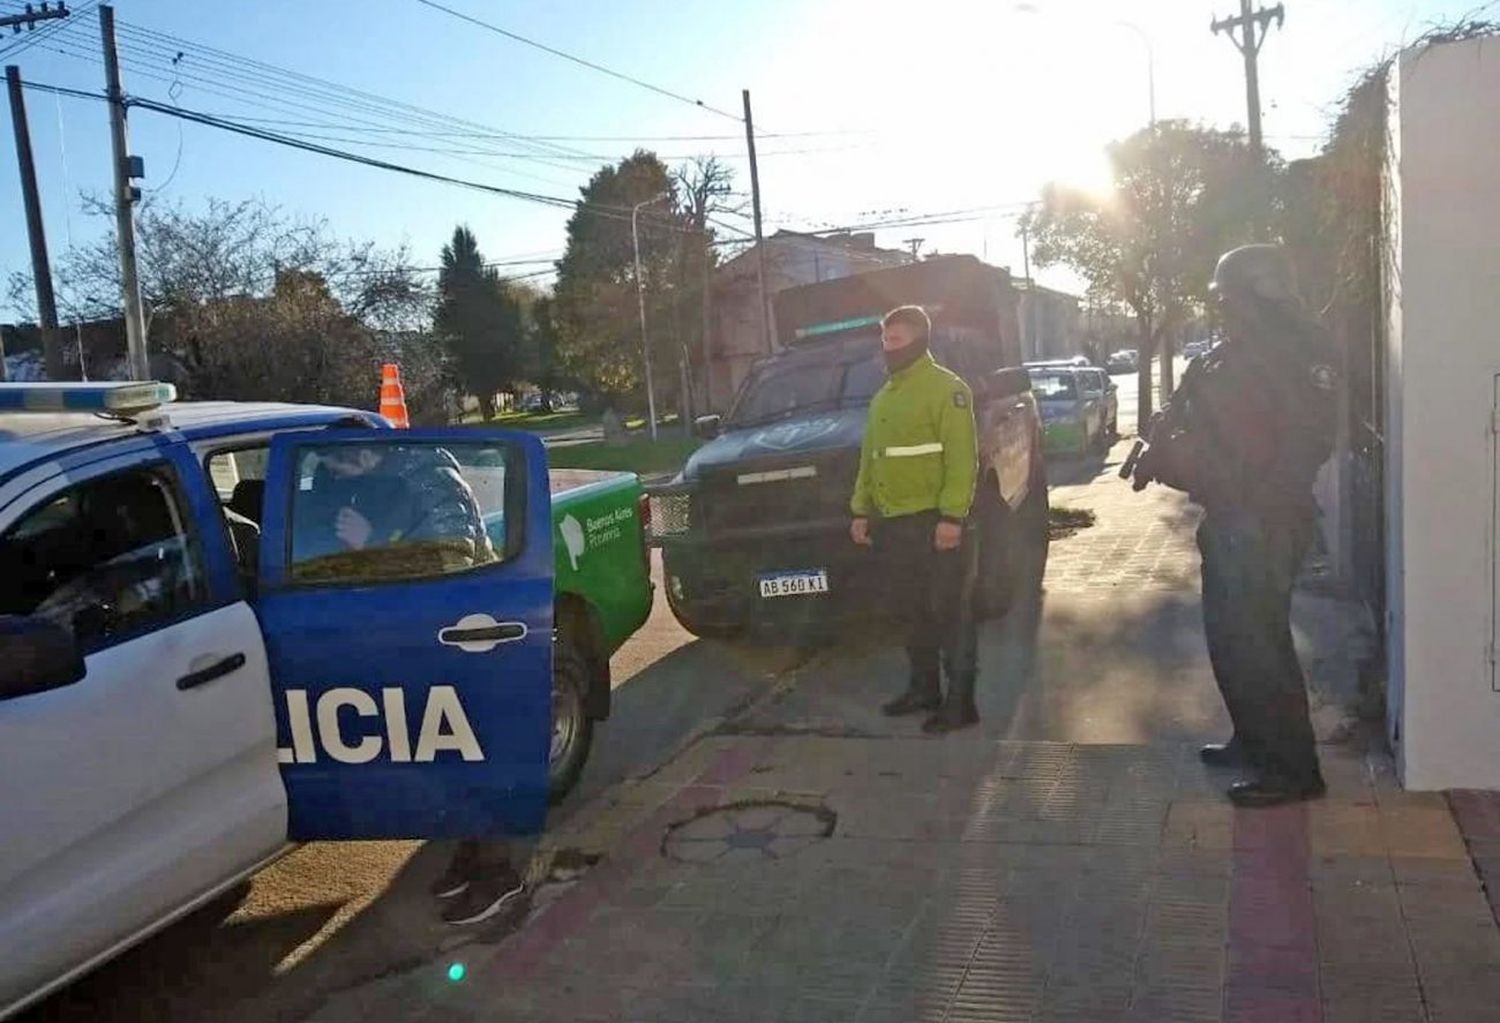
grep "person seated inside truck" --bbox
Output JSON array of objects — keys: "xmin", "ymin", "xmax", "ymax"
[
  {"xmin": 294, "ymin": 443, "xmax": 496, "ymax": 583},
  {"xmin": 299, "ymin": 442, "xmax": 530, "ymax": 927}
]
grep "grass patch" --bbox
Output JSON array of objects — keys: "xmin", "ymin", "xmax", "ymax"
[
  {"xmin": 490, "ymin": 409, "xmax": 593, "ymax": 432},
  {"xmin": 623, "ymin": 413, "xmax": 682, "ymax": 431},
  {"xmin": 1049, "ymin": 506, "xmax": 1097, "ymax": 541},
  {"xmin": 545, "ymin": 436, "xmax": 700, "ymax": 477}
]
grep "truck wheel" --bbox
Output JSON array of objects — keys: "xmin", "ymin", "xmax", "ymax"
[
  {"xmin": 1015, "ymin": 456, "xmax": 1050, "ymax": 595},
  {"xmin": 666, "ymin": 586, "xmax": 743, "ymax": 641},
  {"xmin": 548, "ymin": 631, "xmax": 594, "ymax": 803},
  {"xmin": 975, "ymin": 480, "xmax": 1014, "ymax": 621}
]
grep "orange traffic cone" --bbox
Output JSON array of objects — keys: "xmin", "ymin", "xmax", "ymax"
[{"xmin": 378, "ymin": 363, "xmax": 410, "ymax": 428}]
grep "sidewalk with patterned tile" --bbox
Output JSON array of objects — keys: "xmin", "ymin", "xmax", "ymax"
[{"xmin": 307, "ymin": 448, "xmax": 1500, "ymax": 1023}]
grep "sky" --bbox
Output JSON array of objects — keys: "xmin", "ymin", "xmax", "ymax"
[{"xmin": 0, "ymin": 0, "xmax": 1493, "ymax": 321}]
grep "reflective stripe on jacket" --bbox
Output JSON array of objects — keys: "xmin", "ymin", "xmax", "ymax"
[{"xmin": 850, "ymin": 351, "xmax": 978, "ymax": 521}]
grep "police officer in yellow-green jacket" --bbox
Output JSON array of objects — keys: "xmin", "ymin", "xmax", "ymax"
[{"xmin": 850, "ymin": 305, "xmax": 981, "ymax": 733}]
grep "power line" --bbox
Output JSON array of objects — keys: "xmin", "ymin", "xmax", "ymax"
[
  {"xmin": 412, "ymin": 0, "xmax": 745, "ymax": 123},
  {"xmin": 0, "ymin": 0, "xmax": 96, "ymax": 60},
  {"xmin": 33, "ymin": 24, "xmax": 594, "ymax": 189},
  {"xmin": 35, "ymin": 15, "xmax": 596, "ymax": 181},
  {"xmin": 23, "ymin": 76, "xmax": 725, "ymax": 244},
  {"xmin": 112, "ymin": 18, "xmax": 597, "ymax": 164}
]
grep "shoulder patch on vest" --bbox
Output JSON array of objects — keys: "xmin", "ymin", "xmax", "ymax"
[{"xmin": 953, "ymin": 390, "xmax": 969, "ymax": 408}]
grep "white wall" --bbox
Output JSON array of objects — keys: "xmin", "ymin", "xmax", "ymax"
[{"xmin": 1387, "ymin": 37, "xmax": 1500, "ymax": 789}]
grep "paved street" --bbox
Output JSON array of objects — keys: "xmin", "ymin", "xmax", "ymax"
[{"xmin": 300, "ymin": 441, "xmax": 1500, "ymax": 1023}]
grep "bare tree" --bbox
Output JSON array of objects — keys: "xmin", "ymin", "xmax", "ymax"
[{"xmin": 5, "ymin": 196, "xmax": 440, "ymax": 410}]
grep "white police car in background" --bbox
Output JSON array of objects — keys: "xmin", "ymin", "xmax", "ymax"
[{"xmin": 0, "ymin": 383, "xmax": 557, "ymax": 1019}]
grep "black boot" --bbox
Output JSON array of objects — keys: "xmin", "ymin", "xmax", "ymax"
[
  {"xmin": 1227, "ymin": 773, "xmax": 1326, "ymax": 808},
  {"xmin": 882, "ymin": 686, "xmax": 942, "ymax": 717},
  {"xmin": 1199, "ymin": 738, "xmax": 1245, "ymax": 767},
  {"xmin": 922, "ymin": 697, "xmax": 979, "ymax": 734}
]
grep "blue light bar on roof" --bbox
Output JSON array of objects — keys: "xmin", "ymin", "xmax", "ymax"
[{"xmin": 0, "ymin": 381, "xmax": 177, "ymax": 414}]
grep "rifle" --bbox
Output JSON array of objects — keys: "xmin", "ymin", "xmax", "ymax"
[{"xmin": 1119, "ymin": 355, "xmax": 1208, "ymax": 492}]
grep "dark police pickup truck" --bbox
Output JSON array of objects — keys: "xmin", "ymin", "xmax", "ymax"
[{"xmin": 650, "ymin": 254, "xmax": 1049, "ymax": 639}]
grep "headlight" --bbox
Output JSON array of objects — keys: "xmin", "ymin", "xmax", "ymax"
[{"xmin": 648, "ymin": 491, "xmax": 692, "ymax": 537}]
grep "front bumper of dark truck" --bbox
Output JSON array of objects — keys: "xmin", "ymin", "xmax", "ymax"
[
  {"xmin": 662, "ymin": 522, "xmax": 886, "ymax": 636},
  {"xmin": 647, "ymin": 480, "xmax": 885, "ymax": 636}
]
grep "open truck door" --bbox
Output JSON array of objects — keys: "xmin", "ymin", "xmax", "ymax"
[{"xmin": 256, "ymin": 428, "xmax": 553, "ymax": 841}]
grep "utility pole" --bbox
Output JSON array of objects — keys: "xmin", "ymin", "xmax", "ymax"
[
  {"xmin": 902, "ymin": 237, "xmax": 924, "ymax": 260},
  {"xmin": 0, "ymin": 3, "xmax": 68, "ymax": 33},
  {"xmin": 700, "ymin": 232, "xmax": 713, "ymax": 413},
  {"xmin": 1212, "ymin": 0, "xmax": 1284, "ymax": 165},
  {"xmin": 7, "ymin": 64, "xmax": 65, "ymax": 380},
  {"xmin": 631, "ymin": 193, "xmax": 667, "ymax": 442},
  {"xmin": 100, "ymin": 4, "xmax": 149, "ymax": 380},
  {"xmin": 1019, "ymin": 213, "xmax": 1036, "ymax": 361},
  {"xmin": 742, "ymin": 89, "xmax": 771, "ymax": 354}
]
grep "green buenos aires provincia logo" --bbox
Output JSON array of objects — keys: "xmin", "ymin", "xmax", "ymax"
[{"xmin": 558, "ymin": 506, "xmax": 634, "ymax": 570}]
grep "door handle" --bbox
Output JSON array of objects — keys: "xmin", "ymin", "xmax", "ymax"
[
  {"xmin": 177, "ymin": 652, "xmax": 247, "ymax": 691},
  {"xmin": 439, "ymin": 614, "xmax": 528, "ymax": 653}
]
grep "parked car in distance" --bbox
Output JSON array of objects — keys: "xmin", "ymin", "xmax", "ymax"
[
  {"xmin": 1076, "ymin": 367, "xmax": 1119, "ymax": 444},
  {"xmin": 1029, "ymin": 366, "xmax": 1106, "ymax": 457},
  {"xmin": 1106, "ymin": 349, "xmax": 1139, "ymax": 374},
  {"xmin": 1182, "ymin": 340, "xmax": 1210, "ymax": 360}
]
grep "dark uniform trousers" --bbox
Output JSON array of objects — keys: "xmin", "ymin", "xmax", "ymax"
[
  {"xmin": 1197, "ymin": 506, "xmax": 1321, "ymax": 784},
  {"xmin": 874, "ymin": 510, "xmax": 980, "ymax": 703}
]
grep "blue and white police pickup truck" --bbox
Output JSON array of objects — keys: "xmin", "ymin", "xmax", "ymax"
[{"xmin": 0, "ymin": 383, "xmax": 587, "ymax": 1019}]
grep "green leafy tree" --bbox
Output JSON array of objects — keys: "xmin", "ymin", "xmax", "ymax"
[
  {"xmin": 552, "ymin": 151, "xmax": 737, "ymax": 415},
  {"xmin": 553, "ymin": 151, "xmax": 682, "ymax": 407},
  {"xmin": 436, "ymin": 226, "xmax": 524, "ymax": 420},
  {"xmin": 525, "ymin": 294, "xmax": 567, "ymax": 411},
  {"xmin": 1022, "ymin": 122, "xmax": 1269, "ymax": 424}
]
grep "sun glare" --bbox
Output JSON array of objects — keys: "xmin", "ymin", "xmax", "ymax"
[{"xmin": 1051, "ymin": 144, "xmax": 1116, "ymax": 202}]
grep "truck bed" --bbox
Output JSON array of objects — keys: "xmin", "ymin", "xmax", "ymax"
[{"xmin": 549, "ymin": 468, "xmax": 631, "ymax": 496}]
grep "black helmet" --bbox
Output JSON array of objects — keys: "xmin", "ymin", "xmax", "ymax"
[{"xmin": 1210, "ymin": 243, "xmax": 1302, "ymax": 313}]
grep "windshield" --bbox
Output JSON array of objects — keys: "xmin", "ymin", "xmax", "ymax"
[
  {"xmin": 1029, "ymin": 371, "xmax": 1078, "ymax": 401},
  {"xmin": 728, "ymin": 343, "xmax": 883, "ymax": 427}
]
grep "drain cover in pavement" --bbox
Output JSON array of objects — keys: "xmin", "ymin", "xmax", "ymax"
[{"xmin": 662, "ymin": 800, "xmax": 836, "ymax": 864}]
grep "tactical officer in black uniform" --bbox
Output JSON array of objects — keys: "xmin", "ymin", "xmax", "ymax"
[{"xmin": 1126, "ymin": 244, "xmax": 1337, "ymax": 807}]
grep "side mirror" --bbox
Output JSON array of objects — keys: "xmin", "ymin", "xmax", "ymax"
[
  {"xmin": 0, "ymin": 616, "xmax": 86, "ymax": 700},
  {"xmin": 693, "ymin": 414, "xmax": 722, "ymax": 439},
  {"xmin": 988, "ymin": 367, "xmax": 1033, "ymax": 400}
]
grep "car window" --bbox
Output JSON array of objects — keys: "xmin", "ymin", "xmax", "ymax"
[
  {"xmin": 0, "ymin": 466, "xmax": 208, "ymax": 653},
  {"xmin": 729, "ymin": 360, "xmax": 840, "ymax": 427},
  {"xmin": 840, "ymin": 354, "xmax": 886, "ymax": 402},
  {"xmin": 285, "ymin": 441, "xmax": 517, "ymax": 586},
  {"xmin": 207, "ymin": 447, "xmax": 269, "ymax": 502},
  {"xmin": 1029, "ymin": 371, "xmax": 1078, "ymax": 401}
]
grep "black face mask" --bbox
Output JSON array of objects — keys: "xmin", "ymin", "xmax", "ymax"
[{"xmin": 883, "ymin": 339, "xmax": 929, "ymax": 375}]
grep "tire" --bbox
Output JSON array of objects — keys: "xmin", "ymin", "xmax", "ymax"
[
  {"xmin": 975, "ymin": 478, "xmax": 1015, "ymax": 621},
  {"xmin": 666, "ymin": 584, "xmax": 744, "ymax": 641},
  {"xmin": 548, "ymin": 628, "xmax": 595, "ymax": 803},
  {"xmin": 1015, "ymin": 456, "xmax": 1050, "ymax": 595}
]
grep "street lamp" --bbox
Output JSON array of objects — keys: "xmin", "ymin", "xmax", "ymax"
[
  {"xmin": 632, "ymin": 190, "xmax": 670, "ymax": 442},
  {"xmin": 1112, "ymin": 19, "xmax": 1156, "ymax": 129}
]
